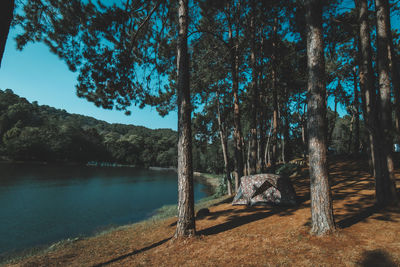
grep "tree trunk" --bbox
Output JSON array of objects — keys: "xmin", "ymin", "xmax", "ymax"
[
  {"xmin": 327, "ymin": 94, "xmax": 338, "ymax": 151},
  {"xmin": 348, "ymin": 114, "xmax": 354, "ymax": 154},
  {"xmin": 248, "ymin": 0, "xmax": 258, "ymax": 175},
  {"xmin": 301, "ymin": 103, "xmax": 308, "ymax": 159},
  {"xmin": 229, "ymin": 22, "xmax": 244, "ymax": 192},
  {"xmin": 258, "ymin": 105, "xmax": 266, "ymax": 172},
  {"xmin": 175, "ymin": 0, "xmax": 195, "ymax": 238},
  {"xmin": 356, "ymin": 0, "xmax": 394, "ymax": 205},
  {"xmin": 271, "ymin": 19, "xmax": 278, "ymax": 170},
  {"xmin": 258, "ymin": 34, "xmax": 266, "ymax": 173},
  {"xmin": 265, "ymin": 117, "xmax": 273, "ymax": 167},
  {"xmin": 356, "ymin": 0, "xmax": 381, "ymax": 179},
  {"xmin": 216, "ymin": 94, "xmax": 232, "ymax": 196},
  {"xmin": 0, "ymin": 0, "xmax": 14, "ymax": 67},
  {"xmin": 374, "ymin": 0, "xmax": 398, "ymax": 205},
  {"xmin": 353, "ymin": 67, "xmax": 360, "ymax": 153},
  {"xmin": 386, "ymin": 15, "xmax": 400, "ymax": 134},
  {"xmin": 305, "ymin": 0, "xmax": 335, "ymax": 235}
]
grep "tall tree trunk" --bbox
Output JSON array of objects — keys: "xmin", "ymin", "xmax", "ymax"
[
  {"xmin": 281, "ymin": 131, "xmax": 286, "ymax": 164},
  {"xmin": 348, "ymin": 115, "xmax": 355, "ymax": 154},
  {"xmin": 258, "ymin": 102, "xmax": 267, "ymax": 172},
  {"xmin": 271, "ymin": 18, "xmax": 278, "ymax": 170},
  {"xmin": 258, "ymin": 33, "xmax": 266, "ymax": 173},
  {"xmin": 353, "ymin": 67, "xmax": 360, "ymax": 153},
  {"xmin": 386, "ymin": 15, "xmax": 400, "ymax": 134},
  {"xmin": 327, "ymin": 93, "xmax": 338, "ymax": 150},
  {"xmin": 305, "ymin": 0, "xmax": 335, "ymax": 235},
  {"xmin": 301, "ymin": 103, "xmax": 307, "ymax": 159},
  {"xmin": 356, "ymin": 0, "xmax": 381, "ymax": 179},
  {"xmin": 265, "ymin": 117, "xmax": 273, "ymax": 167},
  {"xmin": 356, "ymin": 0, "xmax": 390, "ymax": 203},
  {"xmin": 229, "ymin": 22, "xmax": 244, "ymax": 191},
  {"xmin": 0, "ymin": 0, "xmax": 14, "ymax": 67},
  {"xmin": 248, "ymin": 0, "xmax": 258, "ymax": 175},
  {"xmin": 216, "ymin": 93, "xmax": 232, "ymax": 196},
  {"xmin": 375, "ymin": 0, "xmax": 398, "ymax": 205},
  {"xmin": 175, "ymin": 0, "xmax": 195, "ymax": 238}
]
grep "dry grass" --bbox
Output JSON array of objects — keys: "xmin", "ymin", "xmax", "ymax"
[{"xmin": 4, "ymin": 156, "xmax": 400, "ymax": 267}]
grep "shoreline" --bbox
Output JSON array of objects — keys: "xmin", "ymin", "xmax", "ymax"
[
  {"xmin": 0, "ymin": 172, "xmax": 223, "ymax": 265},
  {"xmin": 0, "ymin": 194, "xmax": 230, "ymax": 266}
]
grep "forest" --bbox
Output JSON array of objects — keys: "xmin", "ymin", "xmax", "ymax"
[
  {"xmin": 0, "ymin": 88, "xmax": 180, "ymax": 167},
  {"xmin": 0, "ymin": 86, "xmax": 363, "ymax": 172},
  {"xmin": 0, "ymin": 0, "xmax": 399, "ymax": 239}
]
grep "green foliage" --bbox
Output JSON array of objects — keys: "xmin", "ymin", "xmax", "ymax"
[{"xmin": 0, "ymin": 89, "xmax": 178, "ymax": 166}]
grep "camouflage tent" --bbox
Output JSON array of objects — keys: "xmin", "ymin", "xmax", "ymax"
[{"xmin": 232, "ymin": 174, "xmax": 297, "ymax": 206}]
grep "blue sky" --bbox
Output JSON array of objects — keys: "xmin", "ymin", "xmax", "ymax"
[{"xmin": 0, "ymin": 30, "xmax": 178, "ymax": 130}]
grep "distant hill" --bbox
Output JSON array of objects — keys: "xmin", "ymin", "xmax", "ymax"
[{"xmin": 0, "ymin": 89, "xmax": 177, "ymax": 167}]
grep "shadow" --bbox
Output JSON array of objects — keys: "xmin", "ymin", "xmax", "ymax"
[
  {"xmin": 198, "ymin": 205, "xmax": 295, "ymax": 236},
  {"xmin": 211, "ymin": 196, "xmax": 234, "ymax": 205},
  {"xmin": 92, "ymin": 237, "xmax": 171, "ymax": 267},
  {"xmin": 358, "ymin": 249, "xmax": 397, "ymax": 267},
  {"xmin": 337, "ymin": 205, "xmax": 378, "ymax": 228},
  {"xmin": 328, "ymin": 157, "xmax": 400, "ymax": 228}
]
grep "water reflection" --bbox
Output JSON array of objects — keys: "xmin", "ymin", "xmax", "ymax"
[{"xmin": 0, "ymin": 163, "xmax": 210, "ymax": 256}]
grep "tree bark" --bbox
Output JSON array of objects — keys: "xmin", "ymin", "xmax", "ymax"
[
  {"xmin": 281, "ymin": 89, "xmax": 289, "ymax": 163},
  {"xmin": 271, "ymin": 18, "xmax": 279, "ymax": 170},
  {"xmin": 175, "ymin": 0, "xmax": 195, "ymax": 238},
  {"xmin": 353, "ymin": 67, "xmax": 360, "ymax": 153},
  {"xmin": 0, "ymin": 0, "xmax": 14, "ymax": 67},
  {"xmin": 265, "ymin": 117, "xmax": 273, "ymax": 167},
  {"xmin": 356, "ymin": 0, "xmax": 381, "ymax": 180},
  {"xmin": 348, "ymin": 114, "xmax": 354, "ymax": 154},
  {"xmin": 374, "ymin": 0, "xmax": 398, "ymax": 205},
  {"xmin": 229, "ymin": 19, "xmax": 244, "ymax": 191},
  {"xmin": 248, "ymin": 0, "xmax": 258, "ymax": 175},
  {"xmin": 386, "ymin": 14, "xmax": 400, "ymax": 134},
  {"xmin": 216, "ymin": 93, "xmax": 232, "ymax": 196},
  {"xmin": 327, "ymin": 93, "xmax": 338, "ymax": 150},
  {"xmin": 258, "ymin": 33, "xmax": 266, "ymax": 173},
  {"xmin": 305, "ymin": 0, "xmax": 335, "ymax": 235},
  {"xmin": 301, "ymin": 103, "xmax": 308, "ymax": 159}
]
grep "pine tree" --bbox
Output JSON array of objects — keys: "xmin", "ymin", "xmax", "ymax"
[{"xmin": 304, "ymin": 0, "xmax": 335, "ymax": 235}]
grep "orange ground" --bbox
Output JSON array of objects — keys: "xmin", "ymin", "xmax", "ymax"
[{"xmin": 5, "ymin": 156, "xmax": 400, "ymax": 266}]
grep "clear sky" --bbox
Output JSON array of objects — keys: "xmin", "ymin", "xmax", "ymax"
[{"xmin": 0, "ymin": 30, "xmax": 178, "ymax": 130}]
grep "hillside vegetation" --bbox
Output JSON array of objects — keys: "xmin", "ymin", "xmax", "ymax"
[{"xmin": 0, "ymin": 89, "xmax": 178, "ymax": 167}]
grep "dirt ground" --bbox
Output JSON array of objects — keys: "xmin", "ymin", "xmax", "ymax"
[{"xmin": 5, "ymin": 156, "xmax": 400, "ymax": 267}]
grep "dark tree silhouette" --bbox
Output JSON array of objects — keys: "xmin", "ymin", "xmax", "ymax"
[
  {"xmin": 374, "ymin": 0, "xmax": 398, "ymax": 206},
  {"xmin": 0, "ymin": 0, "xmax": 14, "ymax": 67}
]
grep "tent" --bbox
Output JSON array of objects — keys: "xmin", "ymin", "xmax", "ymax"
[{"xmin": 232, "ymin": 173, "xmax": 297, "ymax": 206}]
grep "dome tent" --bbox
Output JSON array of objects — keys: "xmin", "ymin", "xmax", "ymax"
[{"xmin": 232, "ymin": 174, "xmax": 297, "ymax": 206}]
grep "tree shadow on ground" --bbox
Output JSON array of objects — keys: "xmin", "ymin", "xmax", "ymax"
[
  {"xmin": 197, "ymin": 206, "xmax": 296, "ymax": 236},
  {"xmin": 330, "ymin": 158, "xmax": 400, "ymax": 228},
  {"xmin": 301, "ymin": 157, "xmax": 400, "ymax": 228},
  {"xmin": 358, "ymin": 249, "xmax": 397, "ymax": 267},
  {"xmin": 92, "ymin": 237, "xmax": 171, "ymax": 267},
  {"xmin": 200, "ymin": 156, "xmax": 399, "ymax": 235}
]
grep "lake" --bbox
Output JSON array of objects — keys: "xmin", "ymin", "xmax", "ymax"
[{"xmin": 0, "ymin": 163, "xmax": 211, "ymax": 258}]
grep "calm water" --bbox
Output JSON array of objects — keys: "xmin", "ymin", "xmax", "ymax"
[{"xmin": 0, "ymin": 163, "xmax": 211, "ymax": 257}]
